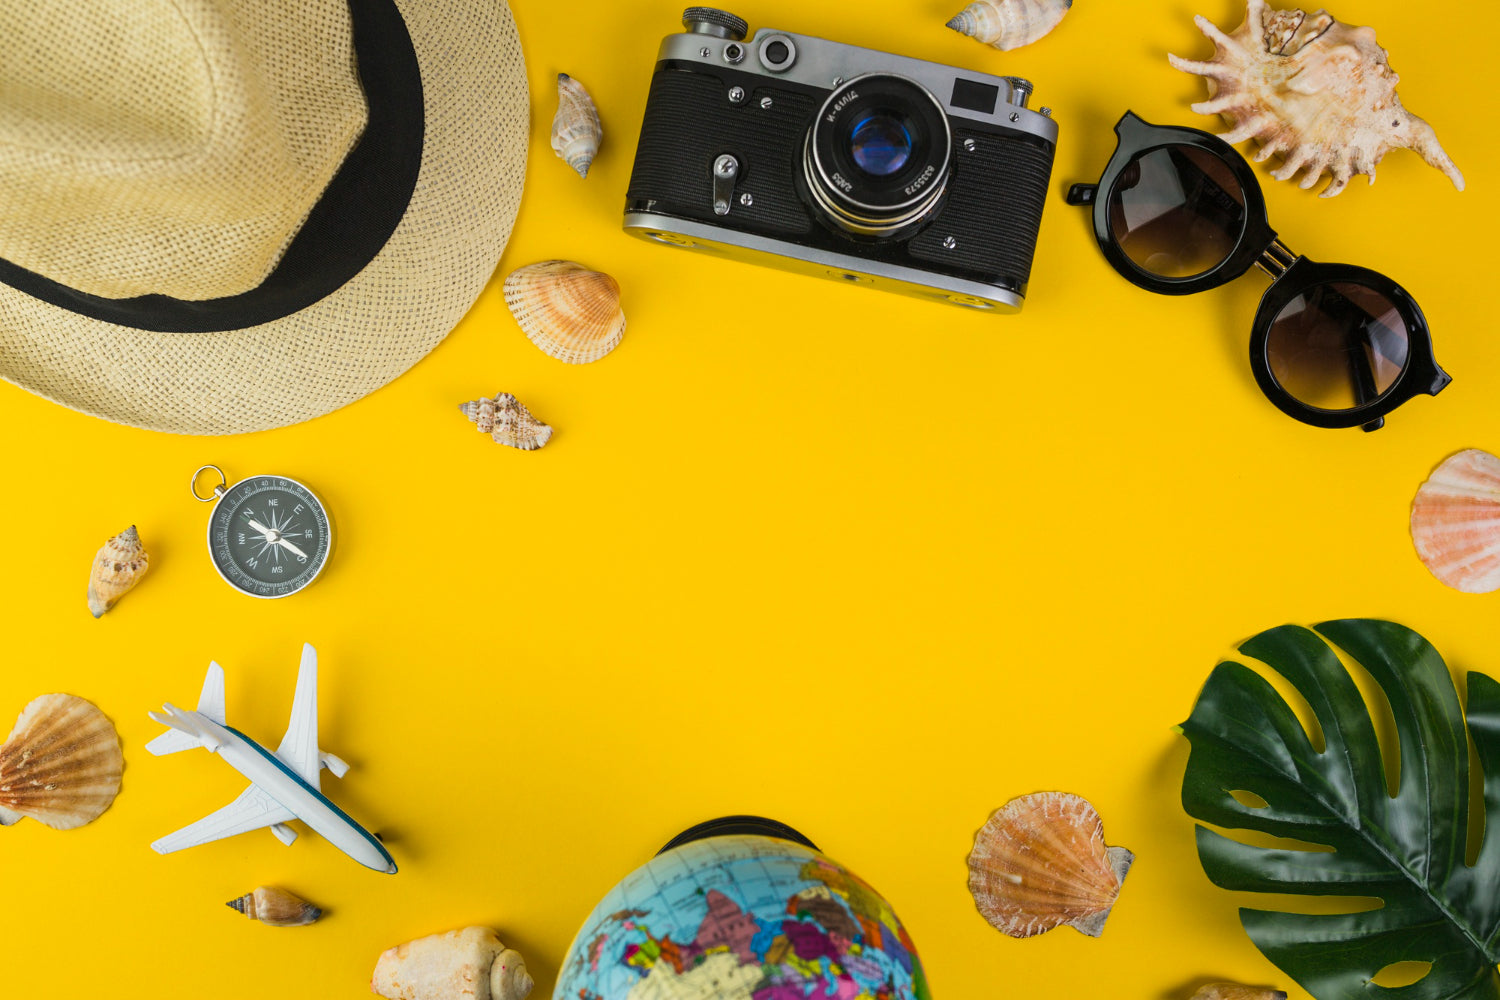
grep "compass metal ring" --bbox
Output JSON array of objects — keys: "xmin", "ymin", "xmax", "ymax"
[{"xmin": 190, "ymin": 465, "xmax": 228, "ymax": 502}]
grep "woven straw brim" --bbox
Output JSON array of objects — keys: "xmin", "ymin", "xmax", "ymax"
[{"xmin": 0, "ymin": 0, "xmax": 528, "ymax": 435}]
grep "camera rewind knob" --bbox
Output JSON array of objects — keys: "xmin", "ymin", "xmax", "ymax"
[{"xmin": 682, "ymin": 7, "xmax": 748, "ymax": 41}]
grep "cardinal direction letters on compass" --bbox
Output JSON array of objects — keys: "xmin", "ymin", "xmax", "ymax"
[{"xmin": 209, "ymin": 476, "xmax": 331, "ymax": 598}]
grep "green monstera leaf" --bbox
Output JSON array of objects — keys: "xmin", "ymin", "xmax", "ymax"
[{"xmin": 1180, "ymin": 619, "xmax": 1500, "ymax": 1000}]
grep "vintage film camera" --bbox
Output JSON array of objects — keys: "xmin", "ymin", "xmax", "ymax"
[{"xmin": 623, "ymin": 7, "xmax": 1059, "ymax": 312}]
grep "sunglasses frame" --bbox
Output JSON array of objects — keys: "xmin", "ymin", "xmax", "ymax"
[{"xmin": 1067, "ymin": 111, "xmax": 1450, "ymax": 431}]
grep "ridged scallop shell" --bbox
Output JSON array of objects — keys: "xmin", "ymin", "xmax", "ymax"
[
  {"xmin": 372, "ymin": 927, "xmax": 534, "ymax": 1000},
  {"xmin": 227, "ymin": 886, "xmax": 323, "ymax": 927},
  {"xmin": 87, "ymin": 524, "xmax": 149, "ymax": 618},
  {"xmin": 1411, "ymin": 449, "xmax": 1500, "ymax": 593},
  {"xmin": 551, "ymin": 74, "xmax": 602, "ymax": 179},
  {"xmin": 945, "ymin": 0, "xmax": 1071, "ymax": 51},
  {"xmin": 1192, "ymin": 986, "xmax": 1288, "ymax": 1000},
  {"xmin": 503, "ymin": 260, "xmax": 625, "ymax": 364},
  {"xmin": 459, "ymin": 392, "xmax": 553, "ymax": 451},
  {"xmin": 1168, "ymin": 0, "xmax": 1464, "ymax": 198},
  {"xmin": 966, "ymin": 791, "xmax": 1133, "ymax": 938},
  {"xmin": 0, "ymin": 694, "xmax": 123, "ymax": 830}
]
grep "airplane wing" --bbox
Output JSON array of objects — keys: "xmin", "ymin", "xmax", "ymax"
[
  {"xmin": 274, "ymin": 644, "xmax": 322, "ymax": 787},
  {"xmin": 150, "ymin": 783, "xmax": 295, "ymax": 855}
]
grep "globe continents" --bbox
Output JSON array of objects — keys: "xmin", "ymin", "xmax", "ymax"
[{"xmin": 554, "ymin": 818, "xmax": 931, "ymax": 1000}]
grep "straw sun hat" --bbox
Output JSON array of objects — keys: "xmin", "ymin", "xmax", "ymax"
[{"xmin": 0, "ymin": 0, "xmax": 528, "ymax": 434}]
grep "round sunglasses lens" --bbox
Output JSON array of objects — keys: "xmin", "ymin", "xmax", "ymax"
[
  {"xmin": 1106, "ymin": 145, "xmax": 1247, "ymax": 278},
  {"xmin": 1266, "ymin": 281, "xmax": 1410, "ymax": 411}
]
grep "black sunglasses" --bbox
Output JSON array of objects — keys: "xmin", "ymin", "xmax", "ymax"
[{"xmin": 1066, "ymin": 112, "xmax": 1450, "ymax": 431}]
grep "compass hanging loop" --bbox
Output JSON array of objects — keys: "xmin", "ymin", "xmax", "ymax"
[{"xmin": 191, "ymin": 465, "xmax": 229, "ymax": 502}]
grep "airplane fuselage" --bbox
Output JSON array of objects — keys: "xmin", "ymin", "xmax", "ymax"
[{"xmin": 186, "ymin": 712, "xmax": 396, "ymax": 874}]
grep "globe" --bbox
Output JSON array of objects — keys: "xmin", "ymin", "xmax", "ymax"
[{"xmin": 554, "ymin": 817, "xmax": 932, "ymax": 1000}]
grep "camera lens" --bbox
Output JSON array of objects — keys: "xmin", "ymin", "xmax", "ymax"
[
  {"xmin": 849, "ymin": 112, "xmax": 912, "ymax": 177},
  {"xmin": 803, "ymin": 74, "xmax": 951, "ymax": 238}
]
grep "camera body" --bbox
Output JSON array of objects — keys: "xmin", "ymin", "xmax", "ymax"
[{"xmin": 624, "ymin": 8, "xmax": 1059, "ymax": 312}]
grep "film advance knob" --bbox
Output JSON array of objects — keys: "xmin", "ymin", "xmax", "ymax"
[{"xmin": 682, "ymin": 7, "xmax": 748, "ymax": 40}]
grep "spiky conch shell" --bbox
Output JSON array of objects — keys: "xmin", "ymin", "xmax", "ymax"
[
  {"xmin": 86, "ymin": 524, "xmax": 149, "ymax": 617},
  {"xmin": 966, "ymin": 791, "xmax": 1133, "ymax": 938},
  {"xmin": 1191, "ymin": 986, "xmax": 1288, "ymax": 1000},
  {"xmin": 227, "ymin": 886, "xmax": 323, "ymax": 927},
  {"xmin": 1411, "ymin": 448, "xmax": 1500, "ymax": 593},
  {"xmin": 0, "ymin": 694, "xmax": 123, "ymax": 830},
  {"xmin": 1168, "ymin": 0, "xmax": 1463, "ymax": 198},
  {"xmin": 503, "ymin": 260, "xmax": 625, "ymax": 364},
  {"xmin": 551, "ymin": 73, "xmax": 602, "ymax": 179},
  {"xmin": 458, "ymin": 392, "xmax": 553, "ymax": 451},
  {"xmin": 945, "ymin": 0, "xmax": 1071, "ymax": 51},
  {"xmin": 371, "ymin": 927, "xmax": 534, "ymax": 1000}
]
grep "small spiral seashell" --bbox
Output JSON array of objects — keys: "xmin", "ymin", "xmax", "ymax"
[
  {"xmin": 1168, "ymin": 0, "xmax": 1464, "ymax": 197},
  {"xmin": 227, "ymin": 886, "xmax": 323, "ymax": 927},
  {"xmin": 1411, "ymin": 448, "xmax": 1500, "ymax": 593},
  {"xmin": 551, "ymin": 74, "xmax": 602, "ymax": 179},
  {"xmin": 966, "ymin": 791, "xmax": 1133, "ymax": 938},
  {"xmin": 0, "ymin": 694, "xmax": 123, "ymax": 830},
  {"xmin": 86, "ymin": 525, "xmax": 149, "ymax": 618},
  {"xmin": 945, "ymin": 0, "xmax": 1071, "ymax": 51},
  {"xmin": 503, "ymin": 260, "xmax": 625, "ymax": 365},
  {"xmin": 459, "ymin": 392, "xmax": 553, "ymax": 451}
]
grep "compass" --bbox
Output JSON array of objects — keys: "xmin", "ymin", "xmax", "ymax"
[{"xmin": 192, "ymin": 466, "xmax": 332, "ymax": 598}]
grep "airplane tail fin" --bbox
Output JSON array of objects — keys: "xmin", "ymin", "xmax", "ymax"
[
  {"xmin": 195, "ymin": 662, "xmax": 228, "ymax": 724},
  {"xmin": 146, "ymin": 662, "xmax": 228, "ymax": 755}
]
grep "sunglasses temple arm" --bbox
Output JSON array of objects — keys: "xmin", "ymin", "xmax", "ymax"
[
  {"xmin": 1066, "ymin": 184, "xmax": 1097, "ymax": 206},
  {"xmin": 1346, "ymin": 325, "xmax": 1386, "ymax": 433}
]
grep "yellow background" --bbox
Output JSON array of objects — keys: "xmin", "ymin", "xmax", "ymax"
[{"xmin": 0, "ymin": 0, "xmax": 1495, "ymax": 997}]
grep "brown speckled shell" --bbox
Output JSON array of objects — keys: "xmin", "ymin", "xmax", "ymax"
[
  {"xmin": 966, "ymin": 791, "xmax": 1133, "ymax": 938},
  {"xmin": 1168, "ymin": 0, "xmax": 1463, "ymax": 197},
  {"xmin": 459, "ymin": 393, "xmax": 553, "ymax": 451},
  {"xmin": 227, "ymin": 886, "xmax": 323, "ymax": 927},
  {"xmin": 0, "ymin": 694, "xmax": 123, "ymax": 830},
  {"xmin": 945, "ymin": 0, "xmax": 1072, "ymax": 51}
]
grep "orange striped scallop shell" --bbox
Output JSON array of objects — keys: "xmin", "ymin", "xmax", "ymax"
[
  {"xmin": 966, "ymin": 791, "xmax": 1133, "ymax": 938},
  {"xmin": 503, "ymin": 260, "xmax": 624, "ymax": 365},
  {"xmin": 1411, "ymin": 448, "xmax": 1500, "ymax": 593},
  {"xmin": 0, "ymin": 694, "xmax": 123, "ymax": 830}
]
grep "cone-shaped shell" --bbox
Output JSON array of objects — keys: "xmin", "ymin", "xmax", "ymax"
[
  {"xmin": 504, "ymin": 260, "xmax": 625, "ymax": 364},
  {"xmin": 1191, "ymin": 986, "xmax": 1288, "ymax": 1000},
  {"xmin": 459, "ymin": 392, "xmax": 553, "ymax": 451},
  {"xmin": 87, "ymin": 525, "xmax": 149, "ymax": 618},
  {"xmin": 945, "ymin": 0, "xmax": 1071, "ymax": 51},
  {"xmin": 1411, "ymin": 448, "xmax": 1500, "ymax": 593},
  {"xmin": 1168, "ymin": 0, "xmax": 1463, "ymax": 197},
  {"xmin": 551, "ymin": 74, "xmax": 602, "ymax": 179},
  {"xmin": 966, "ymin": 791, "xmax": 1133, "ymax": 938},
  {"xmin": 0, "ymin": 694, "xmax": 123, "ymax": 830},
  {"xmin": 371, "ymin": 927, "xmax": 534, "ymax": 1000},
  {"xmin": 227, "ymin": 886, "xmax": 323, "ymax": 927}
]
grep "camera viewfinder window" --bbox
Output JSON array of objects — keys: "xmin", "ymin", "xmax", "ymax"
[{"xmin": 950, "ymin": 79, "xmax": 999, "ymax": 115}]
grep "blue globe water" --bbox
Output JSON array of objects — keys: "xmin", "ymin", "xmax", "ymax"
[
  {"xmin": 554, "ymin": 824, "xmax": 931, "ymax": 1000},
  {"xmin": 849, "ymin": 113, "xmax": 912, "ymax": 177}
]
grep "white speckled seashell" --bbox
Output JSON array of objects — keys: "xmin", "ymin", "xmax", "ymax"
[
  {"xmin": 459, "ymin": 393, "xmax": 553, "ymax": 451},
  {"xmin": 372, "ymin": 927, "xmax": 534, "ymax": 1000},
  {"xmin": 0, "ymin": 694, "xmax": 123, "ymax": 830},
  {"xmin": 1168, "ymin": 0, "xmax": 1463, "ymax": 197},
  {"xmin": 1411, "ymin": 449, "xmax": 1500, "ymax": 593},
  {"xmin": 966, "ymin": 791, "xmax": 1133, "ymax": 938},
  {"xmin": 87, "ymin": 524, "xmax": 149, "ymax": 618},
  {"xmin": 503, "ymin": 260, "xmax": 624, "ymax": 364},
  {"xmin": 945, "ymin": 0, "xmax": 1071, "ymax": 51},
  {"xmin": 551, "ymin": 74, "xmax": 602, "ymax": 179}
]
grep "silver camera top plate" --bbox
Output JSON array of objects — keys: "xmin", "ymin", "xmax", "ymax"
[{"xmin": 656, "ymin": 27, "xmax": 1058, "ymax": 144}]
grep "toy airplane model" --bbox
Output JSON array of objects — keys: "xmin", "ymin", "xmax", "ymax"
[{"xmin": 147, "ymin": 643, "xmax": 397, "ymax": 874}]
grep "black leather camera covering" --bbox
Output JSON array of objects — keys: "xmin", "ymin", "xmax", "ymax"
[{"xmin": 626, "ymin": 63, "xmax": 1053, "ymax": 288}]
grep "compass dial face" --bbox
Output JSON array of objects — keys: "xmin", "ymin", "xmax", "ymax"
[{"xmin": 208, "ymin": 476, "xmax": 331, "ymax": 598}]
